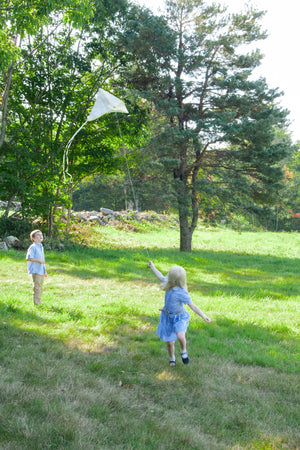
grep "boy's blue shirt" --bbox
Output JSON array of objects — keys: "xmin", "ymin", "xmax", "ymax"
[{"xmin": 26, "ymin": 242, "xmax": 46, "ymax": 275}]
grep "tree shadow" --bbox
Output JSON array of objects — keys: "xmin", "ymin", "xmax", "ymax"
[
  {"xmin": 0, "ymin": 301, "xmax": 298, "ymax": 448},
  {"xmin": 49, "ymin": 246, "xmax": 300, "ymax": 301},
  {"xmin": 0, "ymin": 302, "xmax": 53, "ymax": 325},
  {"xmin": 4, "ymin": 245, "xmax": 300, "ymax": 301},
  {"xmin": 188, "ymin": 317, "xmax": 299, "ymax": 374}
]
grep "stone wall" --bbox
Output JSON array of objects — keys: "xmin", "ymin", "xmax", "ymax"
[
  {"xmin": 62, "ymin": 208, "xmax": 178, "ymax": 228},
  {"xmin": 0, "ymin": 208, "xmax": 178, "ymax": 250}
]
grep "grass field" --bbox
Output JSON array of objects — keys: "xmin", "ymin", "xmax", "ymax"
[{"xmin": 0, "ymin": 224, "xmax": 299, "ymax": 449}]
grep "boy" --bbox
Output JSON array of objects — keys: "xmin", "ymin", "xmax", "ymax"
[{"xmin": 26, "ymin": 229, "xmax": 47, "ymax": 305}]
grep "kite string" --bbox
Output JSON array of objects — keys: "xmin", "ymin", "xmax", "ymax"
[{"xmin": 115, "ymin": 113, "xmax": 138, "ymax": 211}]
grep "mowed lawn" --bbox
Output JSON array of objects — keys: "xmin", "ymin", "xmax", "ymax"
[{"xmin": 0, "ymin": 225, "xmax": 299, "ymax": 449}]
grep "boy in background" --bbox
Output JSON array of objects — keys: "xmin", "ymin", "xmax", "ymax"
[{"xmin": 26, "ymin": 230, "xmax": 47, "ymax": 305}]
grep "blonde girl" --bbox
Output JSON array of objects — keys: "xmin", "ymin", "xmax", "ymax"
[{"xmin": 148, "ymin": 260, "xmax": 211, "ymax": 366}]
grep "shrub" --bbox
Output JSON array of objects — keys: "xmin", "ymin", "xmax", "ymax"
[{"xmin": 0, "ymin": 216, "xmax": 34, "ymax": 239}]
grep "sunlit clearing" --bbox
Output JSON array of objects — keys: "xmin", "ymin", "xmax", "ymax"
[{"xmin": 156, "ymin": 370, "xmax": 181, "ymax": 381}]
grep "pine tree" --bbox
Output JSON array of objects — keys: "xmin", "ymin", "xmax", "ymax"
[{"xmin": 130, "ymin": 0, "xmax": 291, "ymax": 250}]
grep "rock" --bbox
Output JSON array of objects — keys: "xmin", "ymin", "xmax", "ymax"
[
  {"xmin": 0, "ymin": 201, "xmax": 21, "ymax": 210},
  {"xmin": 100, "ymin": 207, "xmax": 114, "ymax": 215},
  {"xmin": 89, "ymin": 215, "xmax": 101, "ymax": 223},
  {"xmin": 0, "ymin": 241, "xmax": 8, "ymax": 251},
  {"xmin": 32, "ymin": 218, "xmax": 42, "ymax": 226},
  {"xmin": 4, "ymin": 235, "xmax": 20, "ymax": 248}
]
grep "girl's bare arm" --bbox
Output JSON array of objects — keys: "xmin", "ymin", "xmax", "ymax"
[
  {"xmin": 188, "ymin": 302, "xmax": 211, "ymax": 323},
  {"xmin": 147, "ymin": 260, "xmax": 164, "ymax": 282}
]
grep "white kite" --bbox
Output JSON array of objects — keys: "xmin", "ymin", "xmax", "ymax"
[
  {"xmin": 63, "ymin": 88, "xmax": 128, "ymax": 180},
  {"xmin": 87, "ymin": 88, "xmax": 128, "ymax": 121}
]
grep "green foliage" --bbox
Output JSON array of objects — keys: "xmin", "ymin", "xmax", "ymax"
[
  {"xmin": 73, "ymin": 171, "xmax": 177, "ymax": 213},
  {"xmin": 0, "ymin": 0, "xmax": 93, "ymax": 69},
  {"xmin": 1, "ymin": 0, "xmax": 296, "ymax": 248},
  {"xmin": 0, "ymin": 216, "xmax": 33, "ymax": 239},
  {"xmin": 0, "ymin": 3, "xmax": 152, "ymax": 228}
]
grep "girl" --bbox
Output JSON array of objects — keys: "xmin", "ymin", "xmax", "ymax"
[{"xmin": 148, "ymin": 260, "xmax": 211, "ymax": 366}]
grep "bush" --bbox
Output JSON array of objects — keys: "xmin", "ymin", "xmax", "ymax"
[{"xmin": 0, "ymin": 216, "xmax": 34, "ymax": 239}]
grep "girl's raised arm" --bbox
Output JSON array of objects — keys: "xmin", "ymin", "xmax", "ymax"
[{"xmin": 147, "ymin": 260, "xmax": 164, "ymax": 282}]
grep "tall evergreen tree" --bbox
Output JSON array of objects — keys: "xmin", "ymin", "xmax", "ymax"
[{"xmin": 127, "ymin": 0, "xmax": 291, "ymax": 251}]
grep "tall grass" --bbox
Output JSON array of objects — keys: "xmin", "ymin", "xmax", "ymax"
[{"xmin": 0, "ymin": 226, "xmax": 299, "ymax": 449}]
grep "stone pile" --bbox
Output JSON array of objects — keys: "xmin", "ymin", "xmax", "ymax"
[
  {"xmin": 0, "ymin": 235, "xmax": 21, "ymax": 251},
  {"xmin": 0, "ymin": 208, "xmax": 178, "ymax": 251},
  {"xmin": 62, "ymin": 208, "xmax": 178, "ymax": 228},
  {"xmin": 0, "ymin": 201, "xmax": 21, "ymax": 210}
]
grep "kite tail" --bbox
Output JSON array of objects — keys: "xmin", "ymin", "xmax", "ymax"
[{"xmin": 63, "ymin": 121, "xmax": 88, "ymax": 181}]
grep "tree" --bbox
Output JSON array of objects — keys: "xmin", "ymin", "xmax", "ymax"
[
  {"xmin": 127, "ymin": 0, "xmax": 291, "ymax": 251},
  {"xmin": 273, "ymin": 140, "xmax": 300, "ymax": 231},
  {"xmin": 0, "ymin": 1, "xmax": 150, "ymax": 231},
  {"xmin": 0, "ymin": 0, "xmax": 93, "ymax": 149}
]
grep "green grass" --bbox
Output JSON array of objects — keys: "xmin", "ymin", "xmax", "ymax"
[{"xmin": 0, "ymin": 226, "xmax": 299, "ymax": 449}]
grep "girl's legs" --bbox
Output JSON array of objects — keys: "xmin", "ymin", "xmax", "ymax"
[
  {"xmin": 177, "ymin": 331, "xmax": 186, "ymax": 352},
  {"xmin": 167, "ymin": 341, "xmax": 176, "ymax": 366},
  {"xmin": 166, "ymin": 333, "xmax": 189, "ymax": 365},
  {"xmin": 177, "ymin": 331, "xmax": 189, "ymax": 364},
  {"xmin": 167, "ymin": 341, "xmax": 175, "ymax": 359}
]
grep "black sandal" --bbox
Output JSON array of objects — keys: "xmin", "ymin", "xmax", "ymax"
[
  {"xmin": 181, "ymin": 351, "xmax": 189, "ymax": 364},
  {"xmin": 169, "ymin": 359, "xmax": 176, "ymax": 367}
]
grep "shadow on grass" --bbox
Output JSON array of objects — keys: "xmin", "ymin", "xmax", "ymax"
[
  {"xmin": 2, "ymin": 245, "xmax": 300, "ymax": 300},
  {"xmin": 189, "ymin": 317, "xmax": 299, "ymax": 374},
  {"xmin": 1, "ymin": 304, "xmax": 299, "ymax": 448},
  {"xmin": 0, "ymin": 321, "xmax": 117, "ymax": 448},
  {"xmin": 43, "ymin": 246, "xmax": 300, "ymax": 299},
  {"xmin": 1, "ymin": 298, "xmax": 298, "ymax": 375},
  {"xmin": 0, "ymin": 301, "xmax": 86, "ymax": 325},
  {"xmin": 0, "ymin": 302, "xmax": 53, "ymax": 325}
]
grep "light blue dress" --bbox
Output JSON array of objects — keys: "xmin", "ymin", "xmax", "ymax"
[{"xmin": 156, "ymin": 277, "xmax": 191, "ymax": 342}]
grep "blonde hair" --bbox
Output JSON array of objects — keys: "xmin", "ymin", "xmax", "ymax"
[
  {"xmin": 162, "ymin": 266, "xmax": 187, "ymax": 291},
  {"xmin": 30, "ymin": 229, "xmax": 42, "ymax": 241}
]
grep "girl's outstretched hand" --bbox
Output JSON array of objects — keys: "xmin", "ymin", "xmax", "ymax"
[
  {"xmin": 204, "ymin": 316, "xmax": 211, "ymax": 324},
  {"xmin": 147, "ymin": 260, "xmax": 153, "ymax": 268}
]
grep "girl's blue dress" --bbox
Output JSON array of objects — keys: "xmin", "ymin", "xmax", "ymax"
[{"xmin": 156, "ymin": 278, "xmax": 191, "ymax": 342}]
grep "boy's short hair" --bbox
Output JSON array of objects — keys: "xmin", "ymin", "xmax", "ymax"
[
  {"xmin": 30, "ymin": 229, "xmax": 42, "ymax": 241},
  {"xmin": 162, "ymin": 266, "xmax": 187, "ymax": 291}
]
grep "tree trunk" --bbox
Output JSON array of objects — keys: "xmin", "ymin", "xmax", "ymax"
[
  {"xmin": 0, "ymin": 63, "xmax": 14, "ymax": 152},
  {"xmin": 47, "ymin": 206, "xmax": 54, "ymax": 238},
  {"xmin": 176, "ymin": 179, "xmax": 198, "ymax": 252},
  {"xmin": 3, "ymin": 194, "xmax": 15, "ymax": 219},
  {"xmin": 275, "ymin": 205, "xmax": 279, "ymax": 232},
  {"xmin": 179, "ymin": 219, "xmax": 193, "ymax": 252}
]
